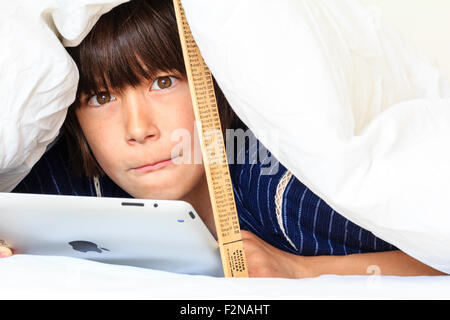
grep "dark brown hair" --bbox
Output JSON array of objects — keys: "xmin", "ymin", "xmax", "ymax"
[{"xmin": 63, "ymin": 0, "xmax": 245, "ymax": 178}]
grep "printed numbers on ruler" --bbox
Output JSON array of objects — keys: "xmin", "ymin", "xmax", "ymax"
[{"xmin": 173, "ymin": 0, "xmax": 248, "ymax": 278}]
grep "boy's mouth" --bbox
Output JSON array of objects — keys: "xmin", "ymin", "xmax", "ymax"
[{"xmin": 131, "ymin": 155, "xmax": 181, "ymax": 173}]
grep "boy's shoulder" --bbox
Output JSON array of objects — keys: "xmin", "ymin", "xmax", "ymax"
[
  {"xmin": 227, "ymin": 130, "xmax": 284, "ymax": 178},
  {"xmin": 228, "ymin": 130, "xmax": 288, "ymax": 207},
  {"xmin": 12, "ymin": 131, "xmax": 132, "ymax": 199},
  {"xmin": 12, "ymin": 131, "xmax": 90, "ymax": 196}
]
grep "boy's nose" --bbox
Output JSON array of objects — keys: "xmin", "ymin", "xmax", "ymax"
[{"xmin": 122, "ymin": 91, "xmax": 159, "ymax": 143}]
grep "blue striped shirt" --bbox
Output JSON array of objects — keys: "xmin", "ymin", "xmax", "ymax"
[
  {"xmin": 12, "ymin": 130, "xmax": 396, "ymax": 256},
  {"xmin": 228, "ymin": 136, "xmax": 396, "ymax": 256}
]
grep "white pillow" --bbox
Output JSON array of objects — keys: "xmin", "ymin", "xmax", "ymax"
[
  {"xmin": 0, "ymin": 0, "xmax": 128, "ymax": 192},
  {"xmin": 181, "ymin": 0, "xmax": 450, "ymax": 273}
]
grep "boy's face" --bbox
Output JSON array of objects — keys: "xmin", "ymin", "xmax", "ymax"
[{"xmin": 76, "ymin": 73, "xmax": 205, "ymax": 200}]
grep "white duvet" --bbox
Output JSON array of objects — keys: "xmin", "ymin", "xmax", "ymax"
[
  {"xmin": 182, "ymin": 0, "xmax": 450, "ymax": 274},
  {"xmin": 0, "ymin": 0, "xmax": 128, "ymax": 192},
  {"xmin": 1, "ymin": 255, "xmax": 449, "ymax": 299},
  {"xmin": 1, "ymin": 0, "xmax": 450, "ymax": 280}
]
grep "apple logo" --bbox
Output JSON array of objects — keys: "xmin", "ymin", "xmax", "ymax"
[{"xmin": 68, "ymin": 241, "xmax": 110, "ymax": 253}]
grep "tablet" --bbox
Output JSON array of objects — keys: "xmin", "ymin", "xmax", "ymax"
[{"xmin": 0, "ymin": 192, "xmax": 223, "ymax": 277}]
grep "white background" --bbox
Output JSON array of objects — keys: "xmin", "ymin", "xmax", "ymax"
[{"xmin": 364, "ymin": 0, "xmax": 450, "ymax": 80}]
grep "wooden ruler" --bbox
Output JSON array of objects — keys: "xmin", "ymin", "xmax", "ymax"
[{"xmin": 173, "ymin": 0, "xmax": 248, "ymax": 278}]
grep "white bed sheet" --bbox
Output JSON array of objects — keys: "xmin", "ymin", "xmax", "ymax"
[{"xmin": 0, "ymin": 255, "xmax": 449, "ymax": 299}]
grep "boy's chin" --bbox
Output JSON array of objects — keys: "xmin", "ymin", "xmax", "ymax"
[{"xmin": 126, "ymin": 185, "xmax": 188, "ymax": 201}]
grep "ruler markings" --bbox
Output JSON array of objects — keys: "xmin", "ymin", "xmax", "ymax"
[{"xmin": 173, "ymin": 0, "xmax": 248, "ymax": 278}]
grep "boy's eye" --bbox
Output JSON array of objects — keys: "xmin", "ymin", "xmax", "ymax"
[
  {"xmin": 151, "ymin": 76, "xmax": 177, "ymax": 90},
  {"xmin": 88, "ymin": 92, "xmax": 117, "ymax": 106}
]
